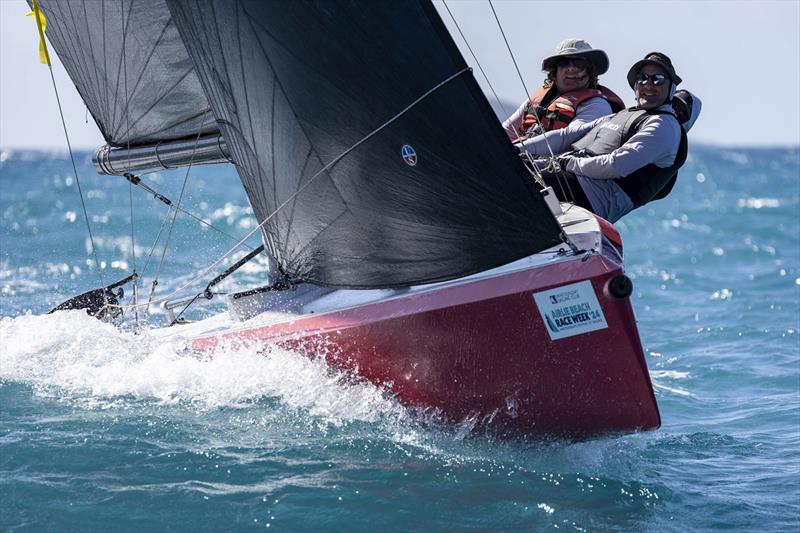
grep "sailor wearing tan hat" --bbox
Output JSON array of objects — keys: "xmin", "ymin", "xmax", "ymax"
[
  {"xmin": 518, "ymin": 51, "xmax": 702, "ymax": 223},
  {"xmin": 503, "ymin": 38, "xmax": 625, "ymax": 141}
]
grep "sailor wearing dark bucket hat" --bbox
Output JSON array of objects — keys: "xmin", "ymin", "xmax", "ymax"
[
  {"xmin": 502, "ymin": 38, "xmax": 625, "ymax": 141},
  {"xmin": 518, "ymin": 51, "xmax": 702, "ymax": 223}
]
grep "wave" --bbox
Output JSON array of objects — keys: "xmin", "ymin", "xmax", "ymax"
[{"xmin": 0, "ymin": 311, "xmax": 408, "ymax": 429}]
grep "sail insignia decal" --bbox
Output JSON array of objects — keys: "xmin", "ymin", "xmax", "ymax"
[{"xmin": 401, "ymin": 144, "xmax": 417, "ymax": 166}]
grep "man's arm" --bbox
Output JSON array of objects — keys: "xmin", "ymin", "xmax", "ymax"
[
  {"xmin": 518, "ymin": 116, "xmax": 604, "ymax": 157},
  {"xmin": 565, "ymin": 115, "xmax": 681, "ymax": 179},
  {"xmin": 502, "ymin": 100, "xmax": 529, "ymax": 140}
]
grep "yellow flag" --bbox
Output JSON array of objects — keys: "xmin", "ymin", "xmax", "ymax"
[{"xmin": 26, "ymin": 0, "xmax": 51, "ymax": 66}]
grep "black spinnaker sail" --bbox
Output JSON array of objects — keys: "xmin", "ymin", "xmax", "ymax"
[
  {"xmin": 166, "ymin": 0, "xmax": 563, "ymax": 288},
  {"xmin": 34, "ymin": 0, "xmax": 217, "ymax": 147}
]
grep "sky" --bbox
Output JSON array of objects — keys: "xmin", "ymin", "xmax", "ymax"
[{"xmin": 1, "ymin": 0, "xmax": 799, "ymax": 149}]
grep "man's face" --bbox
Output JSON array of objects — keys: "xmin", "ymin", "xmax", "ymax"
[
  {"xmin": 555, "ymin": 57, "xmax": 591, "ymax": 93},
  {"xmin": 634, "ymin": 63, "xmax": 670, "ymax": 109}
]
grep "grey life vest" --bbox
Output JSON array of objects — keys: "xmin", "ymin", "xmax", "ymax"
[{"xmin": 570, "ymin": 108, "xmax": 688, "ymax": 207}]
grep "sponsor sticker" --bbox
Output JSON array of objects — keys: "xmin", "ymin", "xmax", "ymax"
[{"xmin": 533, "ymin": 280, "xmax": 608, "ymax": 340}]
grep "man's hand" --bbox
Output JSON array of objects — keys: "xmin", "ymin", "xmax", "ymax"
[{"xmin": 556, "ymin": 154, "xmax": 578, "ymax": 173}]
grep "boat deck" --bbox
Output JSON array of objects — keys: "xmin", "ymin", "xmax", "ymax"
[{"xmin": 151, "ymin": 205, "xmax": 603, "ymax": 342}]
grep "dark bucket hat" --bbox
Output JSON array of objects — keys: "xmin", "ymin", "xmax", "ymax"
[
  {"xmin": 541, "ymin": 38, "xmax": 609, "ymax": 75},
  {"xmin": 627, "ymin": 51, "xmax": 682, "ymax": 88}
]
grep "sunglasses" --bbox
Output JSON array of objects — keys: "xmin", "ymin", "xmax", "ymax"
[
  {"xmin": 556, "ymin": 57, "xmax": 589, "ymax": 70},
  {"xmin": 635, "ymin": 73, "xmax": 668, "ymax": 86}
]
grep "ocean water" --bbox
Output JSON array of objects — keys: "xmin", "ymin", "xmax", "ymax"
[{"xmin": 0, "ymin": 145, "xmax": 798, "ymax": 532}]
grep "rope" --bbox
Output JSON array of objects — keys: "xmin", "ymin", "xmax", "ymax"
[
  {"xmin": 143, "ymin": 117, "xmax": 208, "ymax": 314},
  {"xmin": 441, "ymin": 1, "xmax": 510, "ymax": 119},
  {"xmin": 487, "ymin": 0, "xmax": 559, "ymax": 163},
  {"xmin": 37, "ymin": 26, "xmax": 105, "ymax": 289},
  {"xmin": 121, "ymin": 0, "xmax": 139, "ymax": 327},
  {"xmin": 168, "ymin": 291, "xmax": 204, "ymax": 326},
  {"xmin": 487, "ymin": 0, "xmax": 529, "ymax": 99},
  {"xmin": 138, "ymin": 203, "xmax": 172, "ymax": 280},
  {"xmin": 122, "ymin": 66, "xmax": 473, "ymax": 312},
  {"xmin": 125, "ymin": 172, "xmax": 254, "ymax": 249}
]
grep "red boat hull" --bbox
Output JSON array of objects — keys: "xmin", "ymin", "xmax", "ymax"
[{"xmin": 193, "ymin": 251, "xmax": 660, "ymax": 438}]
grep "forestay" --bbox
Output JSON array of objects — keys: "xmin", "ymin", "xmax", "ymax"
[{"xmin": 166, "ymin": 0, "xmax": 563, "ymax": 288}]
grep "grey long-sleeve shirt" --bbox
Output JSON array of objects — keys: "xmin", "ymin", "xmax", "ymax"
[
  {"xmin": 518, "ymin": 103, "xmax": 681, "ymax": 222},
  {"xmin": 502, "ymin": 96, "xmax": 614, "ymax": 140}
]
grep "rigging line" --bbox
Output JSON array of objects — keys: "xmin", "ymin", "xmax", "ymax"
[
  {"xmin": 143, "ymin": 117, "xmax": 208, "ymax": 315},
  {"xmin": 168, "ymin": 291, "xmax": 203, "ymax": 326},
  {"xmin": 486, "ymin": 0, "xmax": 558, "ymax": 162},
  {"xmin": 441, "ymin": 0, "xmax": 511, "ymax": 119},
  {"xmin": 121, "ymin": 0, "xmax": 139, "ymax": 327},
  {"xmin": 122, "ymin": 66, "xmax": 473, "ymax": 312},
  {"xmin": 128, "ymin": 176, "xmax": 140, "ymax": 321},
  {"xmin": 553, "ymin": 158, "xmax": 578, "ymax": 205},
  {"xmin": 138, "ymin": 203, "xmax": 173, "ymax": 281},
  {"xmin": 170, "ymin": 243, "xmax": 266, "ymax": 325},
  {"xmin": 35, "ymin": 11, "xmax": 105, "ymax": 289},
  {"xmin": 529, "ymin": 154, "xmax": 577, "ymax": 209},
  {"xmin": 125, "ymin": 172, "xmax": 255, "ymax": 250},
  {"xmin": 175, "ymin": 203, "xmax": 255, "ymax": 250},
  {"xmin": 487, "ymin": 0, "xmax": 529, "ymax": 99}
]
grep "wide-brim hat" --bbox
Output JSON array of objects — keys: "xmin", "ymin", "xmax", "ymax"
[
  {"xmin": 541, "ymin": 38, "xmax": 609, "ymax": 75},
  {"xmin": 627, "ymin": 51, "xmax": 682, "ymax": 88}
]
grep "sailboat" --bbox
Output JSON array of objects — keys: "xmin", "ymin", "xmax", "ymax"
[{"xmin": 35, "ymin": 0, "xmax": 660, "ymax": 438}]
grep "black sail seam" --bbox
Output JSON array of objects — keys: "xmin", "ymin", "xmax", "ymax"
[
  {"xmin": 111, "ymin": 68, "xmax": 197, "ymax": 143},
  {"xmin": 240, "ymin": 3, "xmax": 353, "ymax": 208},
  {"xmin": 48, "ymin": 2, "xmax": 103, "ymax": 139},
  {"xmin": 284, "ymin": 209, "xmax": 350, "ymax": 276},
  {"xmin": 60, "ymin": 3, "xmax": 97, "ymax": 126},
  {"xmin": 269, "ymin": 73, "xmax": 277, "ymax": 220},
  {"xmin": 281, "ymin": 147, "xmax": 314, "ymax": 258},
  {"xmin": 81, "ymin": 0, "xmax": 104, "ymax": 138},
  {"xmin": 111, "ymin": 18, "xmax": 173, "ymax": 141},
  {"xmin": 101, "ymin": 1, "xmax": 110, "ymax": 136},
  {"xmin": 235, "ymin": 4, "xmax": 269, "ymax": 220},
  {"xmin": 108, "ymin": 0, "xmax": 134, "ymax": 141}
]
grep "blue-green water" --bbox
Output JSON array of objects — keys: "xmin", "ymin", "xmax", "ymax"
[{"xmin": 1, "ymin": 145, "xmax": 798, "ymax": 531}]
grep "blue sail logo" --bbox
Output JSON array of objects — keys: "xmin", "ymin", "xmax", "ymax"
[{"xmin": 401, "ymin": 144, "xmax": 417, "ymax": 166}]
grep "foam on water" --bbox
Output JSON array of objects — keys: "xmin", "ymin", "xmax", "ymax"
[{"xmin": 0, "ymin": 311, "xmax": 409, "ymax": 429}]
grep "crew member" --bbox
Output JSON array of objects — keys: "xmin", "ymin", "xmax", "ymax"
[
  {"xmin": 518, "ymin": 52, "xmax": 701, "ymax": 223},
  {"xmin": 503, "ymin": 38, "xmax": 625, "ymax": 141}
]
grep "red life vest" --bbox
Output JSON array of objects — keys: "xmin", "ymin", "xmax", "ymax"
[{"xmin": 517, "ymin": 85, "xmax": 625, "ymax": 137}]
